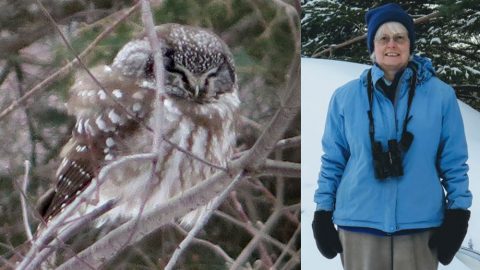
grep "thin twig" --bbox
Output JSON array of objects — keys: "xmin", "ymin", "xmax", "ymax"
[
  {"xmin": 230, "ymin": 210, "xmax": 282, "ymax": 269},
  {"xmin": 34, "ymin": 0, "xmax": 144, "ymax": 125},
  {"xmin": 133, "ymin": 247, "xmax": 161, "ymax": 270},
  {"xmin": 162, "ymin": 137, "xmax": 228, "ymax": 172},
  {"xmin": 0, "ymin": 62, "xmax": 11, "ymax": 87},
  {"xmin": 275, "ymin": 149, "xmax": 285, "ymax": 207},
  {"xmin": 279, "ymin": 249, "xmax": 300, "ymax": 270},
  {"xmin": 141, "ymin": 0, "xmax": 166, "ymax": 152},
  {"xmin": 272, "ymin": 224, "xmax": 300, "ymax": 269},
  {"xmin": 118, "ymin": 0, "xmax": 167, "ymax": 257},
  {"xmin": 240, "ymin": 115, "xmax": 263, "ymax": 131},
  {"xmin": 16, "ymin": 153, "xmax": 156, "ymax": 270},
  {"xmin": 170, "ymin": 223, "xmax": 234, "ymax": 265},
  {"xmin": 275, "ymin": 135, "xmax": 300, "ymax": 150},
  {"xmin": 165, "ymin": 173, "xmax": 245, "ymax": 270},
  {"xmin": 21, "ymin": 161, "xmax": 33, "ymax": 241},
  {"xmin": 214, "ymin": 211, "xmax": 295, "ymax": 257},
  {"xmin": 23, "ymin": 200, "xmax": 117, "ymax": 270},
  {"xmin": 0, "ymin": 3, "xmax": 140, "ymax": 121},
  {"xmin": 0, "ymin": 246, "xmax": 17, "ymax": 269},
  {"xmin": 261, "ymin": 159, "xmax": 300, "ymax": 178},
  {"xmin": 230, "ymin": 191, "xmax": 272, "ymax": 267},
  {"xmin": 233, "ymin": 135, "xmax": 300, "ymax": 160},
  {"xmin": 236, "ymin": 55, "xmax": 300, "ymax": 170}
]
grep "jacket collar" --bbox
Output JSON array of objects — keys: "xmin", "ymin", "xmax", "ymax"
[{"xmin": 361, "ymin": 55, "xmax": 435, "ymax": 88}]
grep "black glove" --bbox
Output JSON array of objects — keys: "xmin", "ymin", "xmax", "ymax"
[
  {"xmin": 312, "ymin": 210, "xmax": 343, "ymax": 259},
  {"xmin": 429, "ymin": 209, "xmax": 470, "ymax": 265}
]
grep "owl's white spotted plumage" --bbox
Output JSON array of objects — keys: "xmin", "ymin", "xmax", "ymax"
[{"xmin": 40, "ymin": 23, "xmax": 239, "ymax": 227}]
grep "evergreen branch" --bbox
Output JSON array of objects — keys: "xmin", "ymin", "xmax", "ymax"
[{"xmin": 312, "ymin": 10, "xmax": 441, "ymax": 58}]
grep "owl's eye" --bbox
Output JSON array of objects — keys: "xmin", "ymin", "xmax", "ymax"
[
  {"xmin": 144, "ymin": 55, "xmax": 155, "ymax": 79},
  {"xmin": 144, "ymin": 49, "xmax": 177, "ymax": 79},
  {"xmin": 162, "ymin": 59, "xmax": 189, "ymax": 86},
  {"xmin": 164, "ymin": 57, "xmax": 174, "ymax": 71},
  {"xmin": 163, "ymin": 49, "xmax": 175, "ymax": 71}
]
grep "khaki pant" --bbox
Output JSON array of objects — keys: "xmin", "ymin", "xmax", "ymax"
[{"xmin": 339, "ymin": 228, "xmax": 438, "ymax": 270}]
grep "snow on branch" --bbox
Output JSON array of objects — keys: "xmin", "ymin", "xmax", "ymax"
[{"xmin": 312, "ymin": 10, "xmax": 441, "ymax": 58}]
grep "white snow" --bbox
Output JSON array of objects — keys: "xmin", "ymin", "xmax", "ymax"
[
  {"xmin": 430, "ymin": 37, "xmax": 442, "ymax": 44},
  {"xmin": 465, "ymin": 66, "xmax": 480, "ymax": 75},
  {"xmin": 301, "ymin": 58, "xmax": 480, "ymax": 270}
]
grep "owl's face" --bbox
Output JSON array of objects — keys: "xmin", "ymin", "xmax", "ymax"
[{"xmin": 111, "ymin": 24, "xmax": 236, "ymax": 104}]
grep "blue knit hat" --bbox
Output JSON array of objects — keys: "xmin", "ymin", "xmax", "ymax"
[{"xmin": 365, "ymin": 3, "xmax": 415, "ymax": 54}]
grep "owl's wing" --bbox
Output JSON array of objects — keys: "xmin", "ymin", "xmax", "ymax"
[{"xmin": 40, "ymin": 66, "xmax": 154, "ymax": 222}]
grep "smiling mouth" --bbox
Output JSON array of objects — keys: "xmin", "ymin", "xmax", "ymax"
[{"xmin": 385, "ymin": 53, "xmax": 400, "ymax": 56}]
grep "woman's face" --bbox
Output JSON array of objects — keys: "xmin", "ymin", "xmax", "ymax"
[{"xmin": 373, "ymin": 23, "xmax": 410, "ymax": 74}]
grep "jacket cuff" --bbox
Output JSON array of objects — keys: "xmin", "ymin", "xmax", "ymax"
[{"xmin": 316, "ymin": 204, "xmax": 333, "ymax": 211}]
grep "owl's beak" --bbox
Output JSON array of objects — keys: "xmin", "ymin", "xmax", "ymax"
[{"xmin": 194, "ymin": 85, "xmax": 200, "ymax": 98}]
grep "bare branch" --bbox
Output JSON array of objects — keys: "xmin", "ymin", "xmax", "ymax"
[
  {"xmin": 116, "ymin": 0, "xmax": 169, "ymax": 254},
  {"xmin": 34, "ymin": 0, "xmax": 147, "ymax": 127},
  {"xmin": 21, "ymin": 160, "xmax": 33, "ymax": 242},
  {"xmin": 213, "ymin": 211, "xmax": 295, "ymax": 257},
  {"xmin": 162, "ymin": 137, "xmax": 228, "ymax": 172},
  {"xmin": 0, "ymin": 3, "xmax": 140, "ymax": 121},
  {"xmin": 0, "ymin": 24, "xmax": 52, "ymax": 59},
  {"xmin": 260, "ymin": 159, "xmax": 300, "ymax": 178},
  {"xmin": 170, "ymin": 223, "xmax": 234, "ymax": 264},
  {"xmin": 165, "ymin": 173, "xmax": 245, "ymax": 270},
  {"xmin": 239, "ymin": 115, "xmax": 263, "ymax": 132},
  {"xmin": 16, "ymin": 153, "xmax": 156, "ymax": 270},
  {"xmin": 272, "ymin": 224, "xmax": 300, "ymax": 269},
  {"xmin": 0, "ymin": 62, "xmax": 12, "ymax": 87},
  {"xmin": 221, "ymin": 13, "xmax": 261, "ymax": 46},
  {"xmin": 23, "ymin": 199, "xmax": 117, "ymax": 270},
  {"xmin": 141, "ymin": 0, "xmax": 166, "ymax": 152},
  {"xmin": 230, "ymin": 210, "xmax": 282, "ymax": 269},
  {"xmin": 233, "ymin": 136, "xmax": 301, "ymax": 160},
  {"xmin": 236, "ymin": 55, "xmax": 300, "ymax": 170},
  {"xmin": 275, "ymin": 135, "xmax": 300, "ymax": 150},
  {"xmin": 279, "ymin": 249, "xmax": 300, "ymax": 270},
  {"xmin": 230, "ymin": 191, "xmax": 273, "ymax": 267},
  {"xmin": 56, "ymin": 170, "xmax": 242, "ymax": 269}
]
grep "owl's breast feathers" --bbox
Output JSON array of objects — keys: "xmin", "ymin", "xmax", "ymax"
[{"xmin": 41, "ymin": 65, "xmax": 239, "ymax": 225}]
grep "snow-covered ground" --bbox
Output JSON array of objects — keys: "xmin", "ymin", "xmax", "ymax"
[{"xmin": 301, "ymin": 58, "xmax": 480, "ymax": 270}]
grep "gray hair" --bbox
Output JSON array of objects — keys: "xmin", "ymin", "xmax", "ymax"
[{"xmin": 370, "ymin": 22, "xmax": 413, "ymax": 63}]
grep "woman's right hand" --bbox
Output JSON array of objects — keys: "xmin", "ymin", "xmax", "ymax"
[{"xmin": 312, "ymin": 210, "xmax": 343, "ymax": 259}]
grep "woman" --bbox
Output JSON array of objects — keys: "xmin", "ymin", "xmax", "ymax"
[{"xmin": 312, "ymin": 3, "xmax": 471, "ymax": 270}]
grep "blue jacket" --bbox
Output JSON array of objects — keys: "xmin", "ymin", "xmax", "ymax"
[{"xmin": 314, "ymin": 55, "xmax": 472, "ymax": 233}]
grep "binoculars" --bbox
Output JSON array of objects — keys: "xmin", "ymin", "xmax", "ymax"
[{"xmin": 372, "ymin": 132, "xmax": 413, "ymax": 179}]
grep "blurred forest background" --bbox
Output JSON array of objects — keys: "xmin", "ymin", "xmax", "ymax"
[
  {"xmin": 0, "ymin": 0, "xmax": 300, "ymax": 269},
  {"xmin": 302, "ymin": 0, "xmax": 480, "ymax": 111}
]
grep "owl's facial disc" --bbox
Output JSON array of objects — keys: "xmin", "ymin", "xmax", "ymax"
[{"xmin": 161, "ymin": 56, "xmax": 234, "ymax": 104}]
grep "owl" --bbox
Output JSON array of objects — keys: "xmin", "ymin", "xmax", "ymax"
[{"xmin": 38, "ymin": 23, "xmax": 240, "ymax": 227}]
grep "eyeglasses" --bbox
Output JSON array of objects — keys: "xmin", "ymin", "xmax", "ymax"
[{"xmin": 374, "ymin": 33, "xmax": 409, "ymax": 45}]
